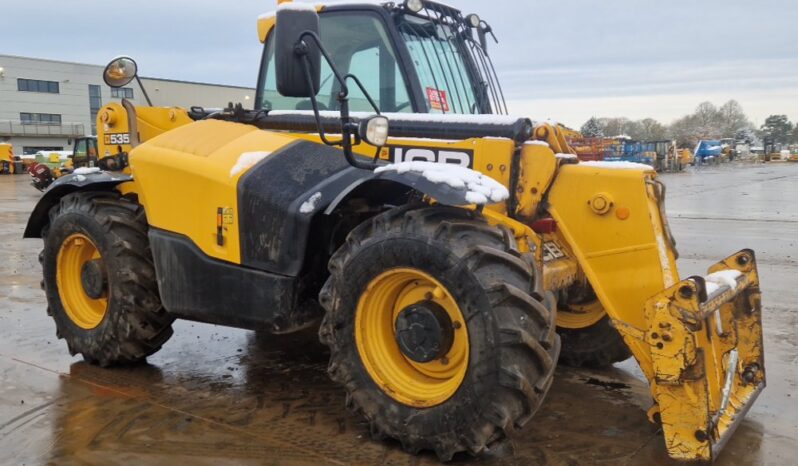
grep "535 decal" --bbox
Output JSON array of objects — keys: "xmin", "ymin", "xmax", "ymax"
[{"xmin": 104, "ymin": 133, "xmax": 131, "ymax": 145}]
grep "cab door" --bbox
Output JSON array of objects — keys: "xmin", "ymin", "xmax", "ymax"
[{"xmin": 255, "ymin": 8, "xmax": 415, "ymax": 114}]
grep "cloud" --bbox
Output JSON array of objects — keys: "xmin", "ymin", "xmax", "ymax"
[
  {"xmin": 500, "ymin": 58, "xmax": 798, "ymax": 99},
  {"xmin": 1, "ymin": 0, "xmax": 795, "ymax": 127},
  {"xmin": 0, "ymin": 0, "xmax": 266, "ymax": 86}
]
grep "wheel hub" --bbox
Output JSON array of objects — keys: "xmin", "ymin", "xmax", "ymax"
[
  {"xmin": 57, "ymin": 233, "xmax": 109, "ymax": 329},
  {"xmin": 395, "ymin": 301, "xmax": 454, "ymax": 363},
  {"xmin": 355, "ymin": 268, "xmax": 469, "ymax": 407},
  {"xmin": 80, "ymin": 259, "xmax": 107, "ymax": 300}
]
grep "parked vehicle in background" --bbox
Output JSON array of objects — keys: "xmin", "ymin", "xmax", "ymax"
[
  {"xmin": 694, "ymin": 140, "xmax": 723, "ymax": 164},
  {"xmin": 603, "ymin": 139, "xmax": 656, "ymax": 165},
  {"xmin": 650, "ymin": 140, "xmax": 690, "ymax": 172},
  {"xmin": 0, "ymin": 143, "xmax": 20, "ymax": 174},
  {"xmin": 27, "ymin": 150, "xmax": 73, "ymax": 190},
  {"xmin": 678, "ymin": 147, "xmax": 694, "ymax": 166},
  {"xmin": 26, "ymin": 138, "xmax": 99, "ymax": 190},
  {"xmin": 71, "ymin": 136, "xmax": 99, "ymax": 169},
  {"xmin": 719, "ymin": 138, "xmax": 736, "ymax": 161}
]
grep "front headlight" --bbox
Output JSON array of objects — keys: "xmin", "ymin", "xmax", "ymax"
[{"xmin": 360, "ymin": 115, "xmax": 390, "ymax": 147}]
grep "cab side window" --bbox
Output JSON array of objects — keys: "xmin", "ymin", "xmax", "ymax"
[{"xmin": 259, "ymin": 12, "xmax": 412, "ymax": 113}]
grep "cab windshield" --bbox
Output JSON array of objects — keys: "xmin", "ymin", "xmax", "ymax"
[{"xmin": 396, "ymin": 13, "xmax": 505, "ymax": 115}]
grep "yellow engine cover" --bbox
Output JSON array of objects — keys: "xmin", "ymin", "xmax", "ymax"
[{"xmin": 126, "ymin": 119, "xmax": 298, "ymax": 264}]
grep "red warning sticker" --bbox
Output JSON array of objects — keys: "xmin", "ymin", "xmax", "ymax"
[{"xmin": 426, "ymin": 87, "xmax": 450, "ymax": 112}]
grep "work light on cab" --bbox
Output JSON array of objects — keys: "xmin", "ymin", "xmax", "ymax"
[{"xmin": 405, "ymin": 0, "xmax": 424, "ymax": 13}]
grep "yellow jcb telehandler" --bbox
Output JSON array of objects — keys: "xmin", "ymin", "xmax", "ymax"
[{"xmin": 25, "ymin": 1, "xmax": 764, "ymax": 462}]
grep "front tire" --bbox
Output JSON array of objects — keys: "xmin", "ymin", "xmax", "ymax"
[
  {"xmin": 41, "ymin": 192, "xmax": 174, "ymax": 366},
  {"xmin": 319, "ymin": 206, "xmax": 559, "ymax": 460}
]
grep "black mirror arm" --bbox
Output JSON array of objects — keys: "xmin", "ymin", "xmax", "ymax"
[
  {"xmin": 344, "ymin": 74, "xmax": 381, "ymax": 115},
  {"xmin": 337, "ymin": 97, "xmax": 376, "ymax": 170},
  {"xmin": 294, "ymin": 31, "xmax": 351, "ymax": 147},
  {"xmin": 295, "ymin": 33, "xmax": 345, "ymax": 147},
  {"xmin": 297, "ymin": 31, "xmax": 349, "ymax": 97},
  {"xmin": 338, "ymin": 74, "xmax": 382, "ymax": 167},
  {"xmin": 300, "ymin": 54, "xmax": 342, "ymax": 147},
  {"xmin": 135, "ymin": 75, "xmax": 153, "ymax": 107},
  {"xmin": 477, "ymin": 22, "xmax": 497, "ymax": 55},
  {"xmin": 482, "ymin": 21, "xmax": 498, "ymax": 43},
  {"xmin": 477, "ymin": 28, "xmax": 488, "ymax": 54},
  {"xmin": 296, "ymin": 31, "xmax": 374, "ymax": 171}
]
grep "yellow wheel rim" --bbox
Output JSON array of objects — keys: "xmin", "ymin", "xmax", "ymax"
[
  {"xmin": 56, "ymin": 233, "xmax": 108, "ymax": 329},
  {"xmin": 355, "ymin": 268, "xmax": 469, "ymax": 408},
  {"xmin": 556, "ymin": 299, "xmax": 605, "ymax": 329}
]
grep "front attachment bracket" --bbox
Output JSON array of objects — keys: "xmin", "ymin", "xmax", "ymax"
[{"xmin": 643, "ymin": 249, "xmax": 765, "ymax": 461}]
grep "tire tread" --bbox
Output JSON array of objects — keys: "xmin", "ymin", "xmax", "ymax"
[{"xmin": 319, "ymin": 205, "xmax": 559, "ymax": 460}]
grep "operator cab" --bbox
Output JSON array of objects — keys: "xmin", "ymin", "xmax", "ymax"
[{"xmin": 256, "ymin": 0, "xmax": 505, "ymax": 115}]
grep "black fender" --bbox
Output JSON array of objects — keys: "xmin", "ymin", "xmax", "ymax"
[
  {"xmin": 23, "ymin": 170, "xmax": 133, "ymax": 238},
  {"xmin": 237, "ymin": 140, "xmax": 498, "ymax": 276},
  {"xmin": 324, "ymin": 170, "xmax": 485, "ymax": 215}
]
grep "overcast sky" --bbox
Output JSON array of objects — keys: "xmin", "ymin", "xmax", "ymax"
[{"xmin": 2, "ymin": 0, "xmax": 795, "ymax": 128}]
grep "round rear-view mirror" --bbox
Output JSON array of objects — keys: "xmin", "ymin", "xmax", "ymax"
[{"xmin": 103, "ymin": 56, "xmax": 138, "ymax": 88}]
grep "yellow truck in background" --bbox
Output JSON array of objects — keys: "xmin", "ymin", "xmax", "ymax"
[
  {"xmin": 678, "ymin": 147, "xmax": 694, "ymax": 166},
  {"xmin": 0, "ymin": 143, "xmax": 21, "ymax": 174}
]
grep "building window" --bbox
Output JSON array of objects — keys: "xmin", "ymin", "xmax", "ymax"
[
  {"xmin": 17, "ymin": 78, "xmax": 60, "ymax": 94},
  {"xmin": 110, "ymin": 87, "xmax": 134, "ymax": 99},
  {"xmin": 20, "ymin": 113, "xmax": 62, "ymax": 125},
  {"xmin": 88, "ymin": 85, "xmax": 102, "ymax": 135}
]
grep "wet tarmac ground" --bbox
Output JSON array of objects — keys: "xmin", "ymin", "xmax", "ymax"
[{"xmin": 1, "ymin": 162, "xmax": 797, "ymax": 465}]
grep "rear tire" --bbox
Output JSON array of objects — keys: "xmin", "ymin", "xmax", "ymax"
[
  {"xmin": 558, "ymin": 312, "xmax": 631, "ymax": 368},
  {"xmin": 319, "ymin": 205, "xmax": 559, "ymax": 460},
  {"xmin": 41, "ymin": 192, "xmax": 174, "ymax": 366}
]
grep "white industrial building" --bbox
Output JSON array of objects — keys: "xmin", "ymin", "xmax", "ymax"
[{"xmin": 0, "ymin": 54, "xmax": 255, "ymax": 155}]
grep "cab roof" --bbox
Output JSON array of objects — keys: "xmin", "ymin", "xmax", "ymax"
[{"xmin": 257, "ymin": 0, "xmax": 464, "ymax": 42}]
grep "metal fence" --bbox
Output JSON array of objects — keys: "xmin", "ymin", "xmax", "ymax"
[{"xmin": 0, "ymin": 121, "xmax": 85, "ymax": 137}]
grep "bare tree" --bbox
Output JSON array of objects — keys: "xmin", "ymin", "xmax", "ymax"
[
  {"xmin": 580, "ymin": 117, "xmax": 604, "ymax": 137},
  {"xmin": 718, "ymin": 100, "xmax": 751, "ymax": 137},
  {"xmin": 692, "ymin": 102, "xmax": 722, "ymax": 139},
  {"xmin": 599, "ymin": 117, "xmax": 632, "ymax": 137},
  {"xmin": 668, "ymin": 114, "xmax": 700, "ymax": 148},
  {"xmin": 578, "ymin": 99, "xmax": 786, "ymax": 149},
  {"xmin": 637, "ymin": 118, "xmax": 668, "ymax": 140}
]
